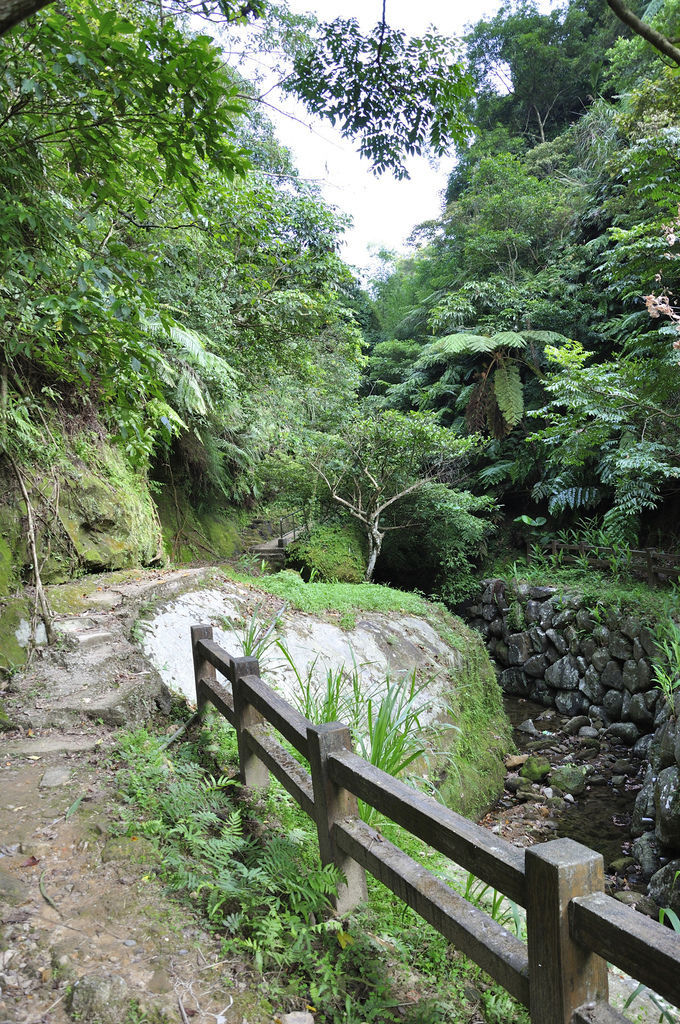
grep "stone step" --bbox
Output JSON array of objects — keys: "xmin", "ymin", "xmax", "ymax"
[{"xmin": 2, "ymin": 734, "xmax": 102, "ymax": 757}]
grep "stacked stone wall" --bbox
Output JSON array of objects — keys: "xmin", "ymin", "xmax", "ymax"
[{"xmin": 464, "ymin": 579, "xmax": 680, "ymax": 912}]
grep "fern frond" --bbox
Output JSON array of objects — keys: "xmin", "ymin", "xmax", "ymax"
[
  {"xmin": 477, "ymin": 460, "xmax": 515, "ymax": 485},
  {"xmin": 416, "ymin": 333, "xmax": 494, "ymax": 368},
  {"xmin": 493, "ymin": 362, "xmax": 524, "ymax": 428},
  {"xmin": 521, "ymin": 331, "xmax": 570, "ymax": 347},
  {"xmin": 490, "ymin": 331, "xmax": 527, "ymax": 350}
]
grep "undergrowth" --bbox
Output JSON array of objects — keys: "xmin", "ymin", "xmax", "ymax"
[
  {"xmin": 113, "ymin": 723, "xmax": 529, "ymax": 1024},
  {"xmin": 491, "ymin": 553, "xmax": 680, "ymax": 622}
]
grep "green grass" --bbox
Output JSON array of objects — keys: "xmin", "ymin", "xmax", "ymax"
[{"xmin": 226, "ymin": 568, "xmax": 434, "ymax": 616}]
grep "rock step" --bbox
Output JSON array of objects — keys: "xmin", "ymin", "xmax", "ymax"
[{"xmin": 2, "ymin": 734, "xmax": 102, "ymax": 757}]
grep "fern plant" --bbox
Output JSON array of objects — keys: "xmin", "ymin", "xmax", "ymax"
[{"xmin": 412, "ymin": 329, "xmax": 569, "ymax": 438}]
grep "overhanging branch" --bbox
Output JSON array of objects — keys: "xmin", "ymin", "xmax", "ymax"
[{"xmin": 607, "ymin": 0, "xmax": 680, "ymax": 65}]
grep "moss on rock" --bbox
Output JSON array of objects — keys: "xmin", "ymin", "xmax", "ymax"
[
  {"xmin": 155, "ymin": 486, "xmax": 242, "ymax": 564},
  {"xmin": 0, "ymin": 700, "xmax": 13, "ymax": 731},
  {"xmin": 0, "ymin": 516, "xmax": 19, "ymax": 598},
  {"xmin": 286, "ymin": 521, "xmax": 368, "ymax": 583},
  {"xmin": 0, "ymin": 596, "xmax": 34, "ymax": 675},
  {"xmin": 0, "ymin": 438, "xmax": 164, "ymax": 590},
  {"xmin": 58, "ymin": 446, "xmax": 161, "ymax": 572}
]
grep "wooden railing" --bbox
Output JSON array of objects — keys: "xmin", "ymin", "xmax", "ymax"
[
  {"xmin": 536, "ymin": 541, "xmax": 680, "ymax": 587},
  {"xmin": 190, "ymin": 625, "xmax": 680, "ymax": 1024}
]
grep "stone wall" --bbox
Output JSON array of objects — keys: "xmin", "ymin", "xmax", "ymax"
[{"xmin": 464, "ymin": 578, "xmax": 680, "ymax": 912}]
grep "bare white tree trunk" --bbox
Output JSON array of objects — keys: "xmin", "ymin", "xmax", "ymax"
[{"xmin": 364, "ymin": 518, "xmax": 383, "ymax": 582}]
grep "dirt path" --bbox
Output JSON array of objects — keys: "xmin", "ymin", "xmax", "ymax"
[{"xmin": 0, "ymin": 568, "xmax": 271, "ymax": 1024}]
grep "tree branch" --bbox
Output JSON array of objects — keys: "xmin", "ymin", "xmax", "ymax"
[
  {"xmin": 376, "ymin": 475, "xmax": 432, "ymax": 516},
  {"xmin": 606, "ymin": 0, "xmax": 680, "ymax": 65}
]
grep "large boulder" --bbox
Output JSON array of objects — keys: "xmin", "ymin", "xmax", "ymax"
[
  {"xmin": 607, "ymin": 722, "xmax": 640, "ymax": 745},
  {"xmin": 609, "ymin": 634, "xmax": 633, "ymax": 661},
  {"xmin": 650, "ymin": 721, "xmax": 678, "ymax": 771},
  {"xmin": 648, "ymin": 859, "xmax": 680, "ymax": 915},
  {"xmin": 507, "ymin": 632, "xmax": 533, "ymax": 665},
  {"xmin": 622, "ymin": 658, "xmax": 651, "ymax": 694},
  {"xmin": 631, "ymin": 767, "xmax": 656, "ymax": 837},
  {"xmin": 655, "ymin": 766, "xmax": 680, "ymax": 850},
  {"xmin": 601, "ymin": 661, "xmax": 623, "ymax": 690},
  {"xmin": 580, "ymin": 666, "xmax": 605, "ymax": 704},
  {"xmin": 633, "ymin": 832, "xmax": 662, "ymax": 881},
  {"xmin": 545, "ymin": 655, "xmax": 581, "ymax": 690},
  {"xmin": 555, "ymin": 690, "xmax": 589, "ymax": 716}
]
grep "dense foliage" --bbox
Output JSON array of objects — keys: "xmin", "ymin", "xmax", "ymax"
[
  {"xmin": 366, "ymin": 0, "xmax": 680, "ymax": 552},
  {"xmin": 3, "ymin": 0, "xmax": 680, "ymax": 605},
  {"xmin": 0, "ymin": 0, "xmax": 363, "ymax": 505}
]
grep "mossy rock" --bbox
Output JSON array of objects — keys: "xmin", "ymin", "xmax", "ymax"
[
  {"xmin": 0, "ymin": 700, "xmax": 13, "ymax": 731},
  {"xmin": 0, "ymin": 440, "xmax": 163, "ymax": 587},
  {"xmin": 0, "ymin": 596, "xmax": 36, "ymax": 675},
  {"xmin": 520, "ymin": 755, "xmax": 551, "ymax": 782},
  {"xmin": 549, "ymin": 763, "xmax": 587, "ymax": 796},
  {"xmin": 155, "ymin": 487, "xmax": 242, "ymax": 564},
  {"xmin": 58, "ymin": 454, "xmax": 161, "ymax": 573},
  {"xmin": 0, "ymin": 503, "xmax": 23, "ymax": 599},
  {"xmin": 286, "ymin": 521, "xmax": 368, "ymax": 583}
]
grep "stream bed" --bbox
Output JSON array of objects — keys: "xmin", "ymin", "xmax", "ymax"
[{"xmin": 483, "ymin": 695, "xmax": 645, "ymax": 890}]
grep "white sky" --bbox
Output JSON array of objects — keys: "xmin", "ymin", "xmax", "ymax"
[{"xmin": 226, "ymin": 1, "xmax": 509, "ymax": 276}]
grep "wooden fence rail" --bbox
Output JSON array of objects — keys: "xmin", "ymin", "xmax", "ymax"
[
  {"xmin": 534, "ymin": 541, "xmax": 680, "ymax": 587},
  {"xmin": 190, "ymin": 625, "xmax": 680, "ymax": 1024}
]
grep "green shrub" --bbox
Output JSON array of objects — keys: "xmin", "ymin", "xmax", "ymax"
[{"xmin": 286, "ymin": 521, "xmax": 367, "ymax": 583}]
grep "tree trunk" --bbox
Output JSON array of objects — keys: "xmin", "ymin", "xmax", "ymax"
[
  {"xmin": 0, "ymin": 0, "xmax": 54, "ymax": 35},
  {"xmin": 364, "ymin": 519, "xmax": 383, "ymax": 582}
]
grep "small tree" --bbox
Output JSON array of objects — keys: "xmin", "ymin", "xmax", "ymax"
[{"xmin": 307, "ymin": 410, "xmax": 479, "ymax": 581}]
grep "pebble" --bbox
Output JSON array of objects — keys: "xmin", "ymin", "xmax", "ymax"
[
  {"xmin": 39, "ymin": 768, "xmax": 71, "ymax": 788},
  {"xmin": 123, "ymin": 940, "xmax": 136, "ymax": 947},
  {"xmin": 564, "ymin": 794, "xmax": 575, "ymax": 803}
]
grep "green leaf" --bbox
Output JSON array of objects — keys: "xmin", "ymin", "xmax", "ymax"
[{"xmin": 493, "ymin": 362, "xmax": 524, "ymax": 428}]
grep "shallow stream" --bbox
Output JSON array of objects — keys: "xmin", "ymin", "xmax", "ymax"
[{"xmin": 502, "ymin": 695, "xmax": 642, "ymax": 872}]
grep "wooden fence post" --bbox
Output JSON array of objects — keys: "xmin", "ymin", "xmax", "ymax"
[
  {"xmin": 191, "ymin": 624, "xmax": 216, "ymax": 714},
  {"xmin": 231, "ymin": 660, "xmax": 268, "ymax": 790},
  {"xmin": 307, "ymin": 722, "xmax": 368, "ymax": 915},
  {"xmin": 526, "ymin": 838, "xmax": 608, "ymax": 1024}
]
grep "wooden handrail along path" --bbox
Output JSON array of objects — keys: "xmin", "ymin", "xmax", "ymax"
[{"xmin": 190, "ymin": 625, "xmax": 680, "ymax": 1024}]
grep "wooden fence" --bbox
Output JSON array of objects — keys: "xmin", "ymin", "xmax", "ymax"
[
  {"xmin": 190, "ymin": 625, "xmax": 680, "ymax": 1024},
  {"xmin": 530, "ymin": 541, "xmax": 680, "ymax": 587}
]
